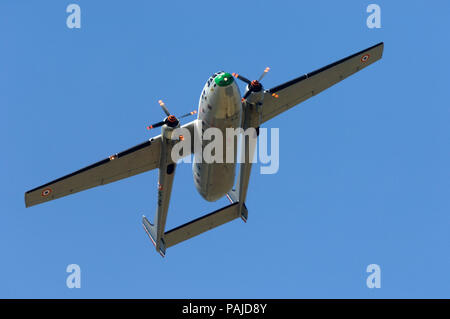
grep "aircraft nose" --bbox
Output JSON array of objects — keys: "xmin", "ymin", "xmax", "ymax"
[{"xmin": 214, "ymin": 72, "xmax": 234, "ymax": 87}]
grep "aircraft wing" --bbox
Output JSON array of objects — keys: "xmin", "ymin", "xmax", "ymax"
[
  {"xmin": 261, "ymin": 42, "xmax": 384, "ymax": 124},
  {"xmin": 25, "ymin": 120, "xmax": 196, "ymax": 208}
]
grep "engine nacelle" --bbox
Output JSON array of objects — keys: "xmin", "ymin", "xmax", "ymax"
[{"xmin": 244, "ymin": 88, "xmax": 264, "ymax": 105}]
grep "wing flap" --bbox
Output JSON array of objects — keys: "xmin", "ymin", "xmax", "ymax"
[{"xmin": 261, "ymin": 42, "xmax": 384, "ymax": 123}]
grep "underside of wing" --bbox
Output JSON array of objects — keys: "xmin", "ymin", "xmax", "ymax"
[
  {"xmin": 25, "ymin": 120, "xmax": 196, "ymax": 208},
  {"xmin": 25, "ymin": 138, "xmax": 162, "ymax": 208},
  {"xmin": 261, "ymin": 42, "xmax": 384, "ymax": 123}
]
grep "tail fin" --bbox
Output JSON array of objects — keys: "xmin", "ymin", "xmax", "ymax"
[
  {"xmin": 142, "ymin": 216, "xmax": 166, "ymax": 257},
  {"xmin": 226, "ymin": 189, "xmax": 238, "ymax": 203}
]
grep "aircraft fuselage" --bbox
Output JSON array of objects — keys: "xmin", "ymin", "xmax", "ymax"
[{"xmin": 193, "ymin": 72, "xmax": 242, "ymax": 201}]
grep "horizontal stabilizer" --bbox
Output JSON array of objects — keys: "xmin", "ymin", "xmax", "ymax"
[{"xmin": 164, "ymin": 202, "xmax": 242, "ymax": 248}]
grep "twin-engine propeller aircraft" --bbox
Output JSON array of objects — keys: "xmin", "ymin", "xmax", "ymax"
[{"xmin": 25, "ymin": 42, "xmax": 384, "ymax": 256}]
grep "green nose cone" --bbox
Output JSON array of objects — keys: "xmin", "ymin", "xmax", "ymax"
[{"xmin": 214, "ymin": 72, "xmax": 234, "ymax": 87}]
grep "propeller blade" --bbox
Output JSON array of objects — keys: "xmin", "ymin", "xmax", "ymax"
[
  {"xmin": 178, "ymin": 110, "xmax": 197, "ymax": 119},
  {"xmin": 242, "ymin": 90, "xmax": 251, "ymax": 100},
  {"xmin": 146, "ymin": 120, "xmax": 165, "ymax": 130},
  {"xmin": 232, "ymin": 73, "xmax": 251, "ymax": 85},
  {"xmin": 257, "ymin": 67, "xmax": 270, "ymax": 82},
  {"xmin": 158, "ymin": 100, "xmax": 171, "ymax": 116}
]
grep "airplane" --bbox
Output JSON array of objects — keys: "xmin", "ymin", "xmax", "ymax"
[{"xmin": 25, "ymin": 42, "xmax": 384, "ymax": 257}]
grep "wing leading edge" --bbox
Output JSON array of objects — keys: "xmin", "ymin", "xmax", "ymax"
[
  {"xmin": 25, "ymin": 120, "xmax": 195, "ymax": 208},
  {"xmin": 261, "ymin": 42, "xmax": 384, "ymax": 123}
]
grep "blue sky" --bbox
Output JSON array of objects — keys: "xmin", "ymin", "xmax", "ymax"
[{"xmin": 1, "ymin": 1, "xmax": 449, "ymax": 298}]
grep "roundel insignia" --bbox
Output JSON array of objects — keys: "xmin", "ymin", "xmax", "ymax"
[
  {"xmin": 361, "ymin": 54, "xmax": 370, "ymax": 63},
  {"xmin": 41, "ymin": 188, "xmax": 52, "ymax": 197}
]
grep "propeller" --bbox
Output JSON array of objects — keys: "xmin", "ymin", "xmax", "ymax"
[
  {"xmin": 146, "ymin": 100, "xmax": 197, "ymax": 130},
  {"xmin": 258, "ymin": 67, "xmax": 270, "ymax": 82},
  {"xmin": 232, "ymin": 67, "xmax": 276, "ymax": 101}
]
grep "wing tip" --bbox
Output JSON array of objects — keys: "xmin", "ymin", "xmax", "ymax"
[
  {"xmin": 375, "ymin": 41, "xmax": 384, "ymax": 52},
  {"xmin": 24, "ymin": 193, "xmax": 31, "ymax": 208}
]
